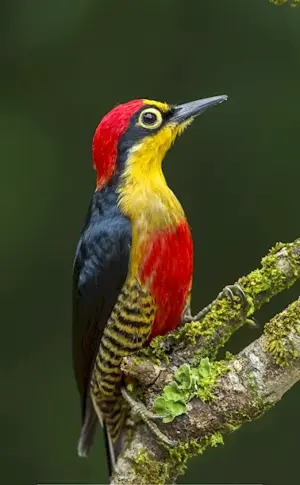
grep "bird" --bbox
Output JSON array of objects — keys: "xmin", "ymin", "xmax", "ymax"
[{"xmin": 72, "ymin": 94, "xmax": 227, "ymax": 476}]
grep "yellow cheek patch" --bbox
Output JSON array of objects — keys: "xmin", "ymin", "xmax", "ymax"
[
  {"xmin": 121, "ymin": 124, "xmax": 175, "ymax": 183},
  {"xmin": 121, "ymin": 120, "xmax": 193, "ymax": 185},
  {"xmin": 143, "ymin": 99, "xmax": 170, "ymax": 113},
  {"xmin": 117, "ymin": 123, "xmax": 185, "ymax": 229}
]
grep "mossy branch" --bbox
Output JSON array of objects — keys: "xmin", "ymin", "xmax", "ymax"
[
  {"xmin": 270, "ymin": 0, "xmax": 300, "ymax": 6},
  {"xmin": 136, "ymin": 240, "xmax": 300, "ymax": 370},
  {"xmin": 111, "ymin": 240, "xmax": 300, "ymax": 485}
]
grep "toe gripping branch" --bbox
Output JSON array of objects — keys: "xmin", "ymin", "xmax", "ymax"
[
  {"xmin": 121, "ymin": 387, "xmax": 178, "ymax": 447},
  {"xmin": 183, "ymin": 284, "xmax": 257, "ymax": 327}
]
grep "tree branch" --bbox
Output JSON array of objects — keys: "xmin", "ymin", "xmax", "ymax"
[
  {"xmin": 270, "ymin": 0, "xmax": 300, "ymax": 6},
  {"xmin": 111, "ymin": 240, "xmax": 300, "ymax": 485}
]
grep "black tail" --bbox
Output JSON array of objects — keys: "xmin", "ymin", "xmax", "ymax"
[
  {"xmin": 77, "ymin": 396, "xmax": 128, "ymax": 482},
  {"xmin": 103, "ymin": 423, "xmax": 114, "ymax": 478},
  {"xmin": 77, "ymin": 397, "xmax": 97, "ymax": 457},
  {"xmin": 103, "ymin": 420, "xmax": 129, "ymax": 480}
]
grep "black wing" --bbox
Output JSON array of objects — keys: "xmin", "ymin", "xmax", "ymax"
[{"xmin": 72, "ymin": 187, "xmax": 131, "ymax": 455}]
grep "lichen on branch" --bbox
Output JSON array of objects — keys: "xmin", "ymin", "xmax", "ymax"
[{"xmin": 111, "ymin": 240, "xmax": 300, "ymax": 485}]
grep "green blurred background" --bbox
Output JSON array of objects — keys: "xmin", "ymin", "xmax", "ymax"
[{"xmin": 2, "ymin": 0, "xmax": 300, "ymax": 484}]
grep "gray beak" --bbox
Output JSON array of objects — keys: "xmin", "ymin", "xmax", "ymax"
[{"xmin": 170, "ymin": 95, "xmax": 228, "ymax": 123}]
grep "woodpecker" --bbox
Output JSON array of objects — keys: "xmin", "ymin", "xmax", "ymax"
[{"xmin": 72, "ymin": 95, "xmax": 227, "ymax": 474}]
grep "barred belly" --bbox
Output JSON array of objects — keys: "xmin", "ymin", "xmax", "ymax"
[{"xmin": 90, "ymin": 280, "xmax": 155, "ymax": 441}]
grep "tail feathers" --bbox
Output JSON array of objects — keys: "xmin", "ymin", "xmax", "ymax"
[
  {"xmin": 78, "ymin": 394, "xmax": 129, "ymax": 480},
  {"xmin": 104, "ymin": 421, "xmax": 130, "ymax": 478},
  {"xmin": 103, "ymin": 397, "xmax": 131, "ymax": 480},
  {"xmin": 77, "ymin": 397, "xmax": 97, "ymax": 458},
  {"xmin": 104, "ymin": 422, "xmax": 115, "ymax": 478}
]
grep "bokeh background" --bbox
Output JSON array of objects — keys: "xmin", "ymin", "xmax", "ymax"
[{"xmin": 2, "ymin": 1, "xmax": 300, "ymax": 484}]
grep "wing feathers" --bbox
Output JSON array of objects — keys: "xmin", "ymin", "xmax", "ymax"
[{"xmin": 72, "ymin": 187, "xmax": 131, "ymax": 456}]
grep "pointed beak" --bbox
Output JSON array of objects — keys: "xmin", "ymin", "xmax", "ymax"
[{"xmin": 170, "ymin": 95, "xmax": 228, "ymax": 124}]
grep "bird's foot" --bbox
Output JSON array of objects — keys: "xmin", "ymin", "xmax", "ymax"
[
  {"xmin": 121, "ymin": 387, "xmax": 178, "ymax": 447},
  {"xmin": 184, "ymin": 284, "xmax": 249, "ymax": 323}
]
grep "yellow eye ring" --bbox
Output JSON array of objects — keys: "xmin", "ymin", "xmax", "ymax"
[{"xmin": 137, "ymin": 108, "xmax": 163, "ymax": 130}]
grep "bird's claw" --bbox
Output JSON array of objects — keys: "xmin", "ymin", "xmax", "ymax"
[
  {"xmin": 223, "ymin": 284, "xmax": 247, "ymax": 307},
  {"xmin": 184, "ymin": 283, "xmax": 250, "ymax": 323},
  {"xmin": 121, "ymin": 387, "xmax": 178, "ymax": 447}
]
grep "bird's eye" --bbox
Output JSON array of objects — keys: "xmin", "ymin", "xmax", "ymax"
[
  {"xmin": 142, "ymin": 112, "xmax": 157, "ymax": 124},
  {"xmin": 138, "ymin": 108, "xmax": 163, "ymax": 130}
]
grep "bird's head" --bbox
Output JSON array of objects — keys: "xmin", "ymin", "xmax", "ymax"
[{"xmin": 92, "ymin": 96, "xmax": 227, "ymax": 189}]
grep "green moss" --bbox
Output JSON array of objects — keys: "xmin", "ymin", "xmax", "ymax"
[
  {"xmin": 132, "ymin": 357, "xmax": 143, "ymax": 366},
  {"xmin": 239, "ymin": 242, "xmax": 300, "ymax": 313},
  {"xmin": 264, "ymin": 299, "xmax": 300, "ymax": 367},
  {"xmin": 154, "ymin": 358, "xmax": 229, "ymax": 422},
  {"xmin": 134, "ymin": 435, "xmax": 224, "ymax": 481},
  {"xmin": 245, "ymin": 371, "xmax": 257, "ymax": 392},
  {"xmin": 227, "ymin": 398, "xmax": 272, "ymax": 433},
  {"xmin": 241, "ymin": 242, "xmax": 300, "ymax": 367},
  {"xmin": 176, "ymin": 320, "xmax": 207, "ymax": 346},
  {"xmin": 133, "ymin": 448, "xmax": 169, "ymax": 485},
  {"xmin": 169, "ymin": 432, "xmax": 224, "ymax": 475},
  {"xmin": 174, "ymin": 293, "xmax": 248, "ymax": 362},
  {"xmin": 126, "ymin": 380, "xmax": 135, "ymax": 393},
  {"xmin": 138, "ymin": 335, "xmax": 169, "ymax": 364},
  {"xmin": 197, "ymin": 359, "xmax": 229, "ymax": 402},
  {"xmin": 226, "ymin": 421, "xmax": 241, "ymax": 432},
  {"xmin": 270, "ymin": 0, "xmax": 300, "ymax": 6},
  {"xmin": 225, "ymin": 351, "xmax": 234, "ymax": 360}
]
